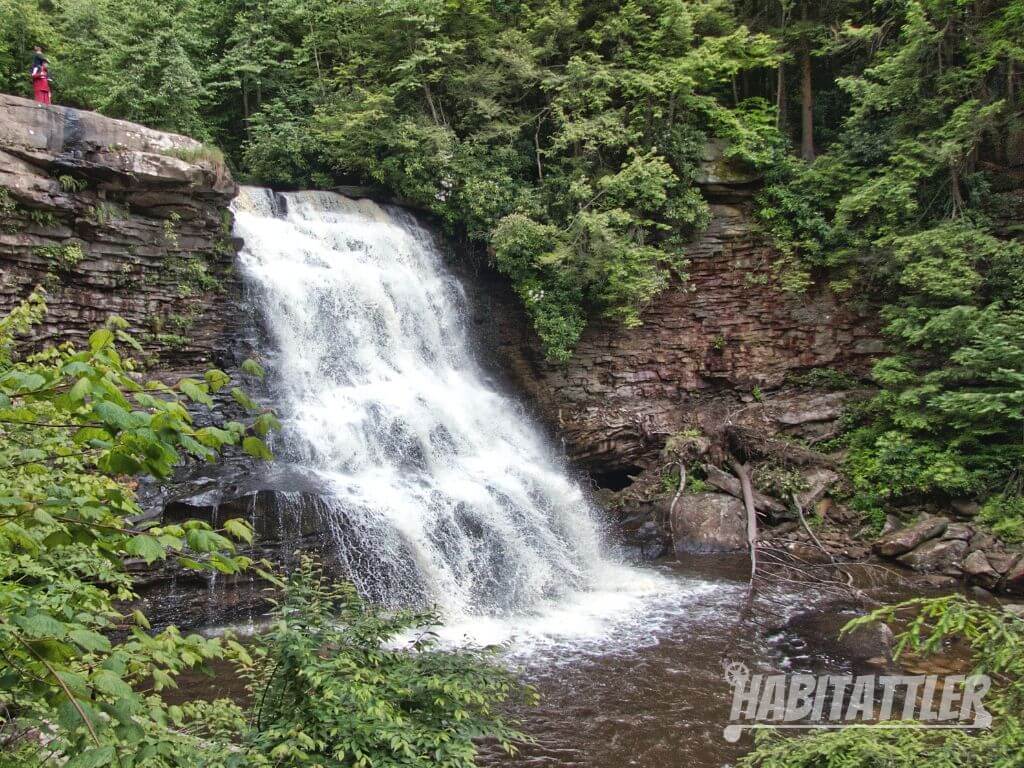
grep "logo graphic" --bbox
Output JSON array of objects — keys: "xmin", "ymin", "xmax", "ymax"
[{"xmin": 722, "ymin": 662, "xmax": 992, "ymax": 742}]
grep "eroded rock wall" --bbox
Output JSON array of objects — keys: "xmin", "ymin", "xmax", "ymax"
[
  {"xmin": 481, "ymin": 199, "xmax": 882, "ymax": 476},
  {"xmin": 0, "ymin": 95, "xmax": 241, "ymax": 380}
]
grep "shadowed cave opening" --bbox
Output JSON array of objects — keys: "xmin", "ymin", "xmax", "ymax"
[{"xmin": 590, "ymin": 464, "xmax": 643, "ymax": 492}]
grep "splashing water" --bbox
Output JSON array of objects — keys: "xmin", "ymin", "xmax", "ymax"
[{"xmin": 231, "ymin": 188, "xmax": 674, "ymax": 643}]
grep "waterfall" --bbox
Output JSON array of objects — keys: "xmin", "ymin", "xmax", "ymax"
[{"xmin": 231, "ymin": 188, "xmax": 663, "ymax": 634}]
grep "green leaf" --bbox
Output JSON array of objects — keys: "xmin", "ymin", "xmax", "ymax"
[
  {"xmin": 69, "ymin": 376, "xmax": 92, "ymax": 403},
  {"xmin": 91, "ymin": 668, "xmax": 133, "ymax": 698},
  {"xmin": 94, "ymin": 401, "xmax": 132, "ymax": 431},
  {"xmin": 65, "ymin": 744, "xmax": 116, "ymax": 768},
  {"xmin": 179, "ymin": 378, "xmax": 214, "ymax": 406},
  {"xmin": 231, "ymin": 387, "xmax": 259, "ymax": 412},
  {"xmin": 241, "ymin": 358, "xmax": 265, "ymax": 380},
  {"xmin": 223, "ymin": 517, "xmax": 254, "ymax": 544},
  {"xmin": 242, "ymin": 436, "xmax": 273, "ymax": 460},
  {"xmin": 69, "ymin": 629, "xmax": 113, "ymax": 653},
  {"xmin": 100, "ymin": 451, "xmax": 142, "ymax": 476},
  {"xmin": 253, "ymin": 411, "xmax": 282, "ymax": 436},
  {"xmin": 13, "ymin": 611, "xmax": 67, "ymax": 638},
  {"xmin": 204, "ymin": 368, "xmax": 231, "ymax": 392},
  {"xmin": 125, "ymin": 534, "xmax": 166, "ymax": 564},
  {"xmin": 88, "ymin": 328, "xmax": 114, "ymax": 352}
]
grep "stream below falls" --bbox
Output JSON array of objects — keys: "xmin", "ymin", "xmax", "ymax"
[{"xmin": 177, "ymin": 557, "xmax": 907, "ymax": 768}]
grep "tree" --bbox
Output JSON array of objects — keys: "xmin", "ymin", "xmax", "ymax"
[
  {"xmin": 0, "ymin": 0, "xmax": 54, "ymax": 98},
  {"xmin": 758, "ymin": 0, "xmax": 1024, "ymax": 520}
]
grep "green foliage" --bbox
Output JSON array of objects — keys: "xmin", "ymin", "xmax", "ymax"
[
  {"xmin": 1, "ymin": 0, "xmax": 783, "ymax": 362},
  {"xmin": 740, "ymin": 596, "xmax": 1024, "ymax": 768},
  {"xmin": 222, "ymin": 556, "xmax": 534, "ymax": 767},
  {"xmin": 754, "ymin": 463, "xmax": 808, "ymax": 500},
  {"xmin": 35, "ymin": 242, "xmax": 85, "ymax": 273},
  {"xmin": 787, "ymin": 367, "xmax": 861, "ymax": 391},
  {"xmin": 0, "ymin": 292, "xmax": 275, "ymax": 766},
  {"xmin": 293, "ymin": 0, "xmax": 783, "ymax": 359},
  {"xmin": 758, "ymin": 1, "xmax": 1024, "ymax": 519},
  {"xmin": 978, "ymin": 494, "xmax": 1024, "ymax": 543},
  {"xmin": 0, "ymin": 0, "xmax": 53, "ymax": 97}
]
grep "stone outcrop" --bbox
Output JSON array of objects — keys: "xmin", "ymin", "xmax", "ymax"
[
  {"xmin": 0, "ymin": 95, "xmax": 242, "ymax": 380},
  {"xmin": 671, "ymin": 492, "xmax": 748, "ymax": 555},
  {"xmin": 864, "ymin": 515, "xmax": 1024, "ymax": 592},
  {"xmin": 897, "ymin": 538, "xmax": 968, "ymax": 574}
]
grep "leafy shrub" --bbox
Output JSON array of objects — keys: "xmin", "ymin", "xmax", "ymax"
[
  {"xmin": 226, "ymin": 556, "xmax": 534, "ymax": 767},
  {"xmin": 0, "ymin": 292, "xmax": 275, "ymax": 766},
  {"xmin": 978, "ymin": 495, "xmax": 1024, "ymax": 544}
]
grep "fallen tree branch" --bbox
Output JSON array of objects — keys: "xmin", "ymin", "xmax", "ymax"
[
  {"xmin": 666, "ymin": 462, "xmax": 686, "ymax": 533},
  {"xmin": 703, "ymin": 463, "xmax": 788, "ymax": 516},
  {"xmin": 791, "ymin": 492, "xmax": 834, "ymax": 563},
  {"xmin": 729, "ymin": 457, "xmax": 758, "ymax": 590}
]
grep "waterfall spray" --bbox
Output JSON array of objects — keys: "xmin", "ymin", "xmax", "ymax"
[{"xmin": 231, "ymin": 188, "xmax": 637, "ymax": 625}]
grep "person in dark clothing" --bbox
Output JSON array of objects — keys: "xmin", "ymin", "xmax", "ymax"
[{"xmin": 31, "ymin": 46, "xmax": 46, "ymax": 71}]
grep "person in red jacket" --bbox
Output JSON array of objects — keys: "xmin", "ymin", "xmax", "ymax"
[{"xmin": 31, "ymin": 60, "xmax": 51, "ymax": 105}]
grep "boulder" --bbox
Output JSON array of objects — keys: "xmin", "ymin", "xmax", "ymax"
[
  {"xmin": 988, "ymin": 553, "xmax": 1020, "ymax": 575},
  {"xmin": 1002, "ymin": 557, "xmax": 1024, "ymax": 595},
  {"xmin": 874, "ymin": 516, "xmax": 949, "ymax": 557},
  {"xmin": 962, "ymin": 550, "xmax": 999, "ymax": 588},
  {"xmin": 968, "ymin": 532, "xmax": 999, "ymax": 553},
  {"xmin": 942, "ymin": 523, "xmax": 974, "ymax": 541},
  {"xmin": 897, "ymin": 538, "xmax": 968, "ymax": 573},
  {"xmin": 671, "ymin": 492, "xmax": 749, "ymax": 556},
  {"xmin": 963, "ymin": 550, "xmax": 997, "ymax": 578},
  {"xmin": 795, "ymin": 468, "xmax": 840, "ymax": 509},
  {"xmin": 950, "ymin": 499, "xmax": 981, "ymax": 519}
]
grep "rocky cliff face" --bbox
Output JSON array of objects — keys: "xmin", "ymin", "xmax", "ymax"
[
  {"xmin": 480, "ymin": 196, "xmax": 881, "ymax": 481},
  {"xmin": 0, "ymin": 94, "xmax": 242, "ymax": 380}
]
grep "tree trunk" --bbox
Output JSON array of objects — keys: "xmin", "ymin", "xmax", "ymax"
[
  {"xmin": 800, "ymin": 48, "xmax": 815, "ymax": 161},
  {"xmin": 776, "ymin": 63, "xmax": 787, "ymax": 130},
  {"xmin": 242, "ymin": 83, "xmax": 250, "ymax": 139}
]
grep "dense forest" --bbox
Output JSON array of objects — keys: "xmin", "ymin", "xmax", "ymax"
[
  {"xmin": 10, "ymin": 0, "xmax": 1019, "ymax": 528},
  {"xmin": 2, "ymin": 1, "xmax": 1024, "ymax": 766}
]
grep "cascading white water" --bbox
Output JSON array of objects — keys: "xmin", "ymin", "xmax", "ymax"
[{"xmin": 232, "ymin": 188, "xmax": 671, "ymax": 637}]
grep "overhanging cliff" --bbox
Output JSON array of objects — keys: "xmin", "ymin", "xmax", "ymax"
[{"xmin": 0, "ymin": 94, "xmax": 241, "ymax": 379}]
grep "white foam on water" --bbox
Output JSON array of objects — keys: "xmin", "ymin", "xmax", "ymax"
[{"xmin": 232, "ymin": 187, "xmax": 694, "ymax": 647}]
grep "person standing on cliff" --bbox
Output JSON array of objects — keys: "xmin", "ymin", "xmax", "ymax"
[{"xmin": 31, "ymin": 54, "xmax": 52, "ymax": 105}]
